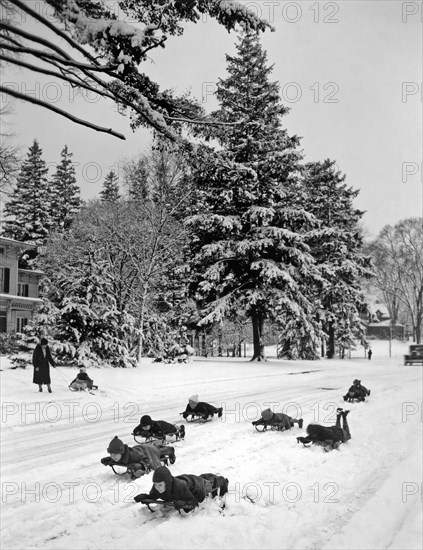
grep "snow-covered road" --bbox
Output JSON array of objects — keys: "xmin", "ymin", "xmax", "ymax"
[{"xmin": 1, "ymin": 342, "xmax": 422, "ymax": 549}]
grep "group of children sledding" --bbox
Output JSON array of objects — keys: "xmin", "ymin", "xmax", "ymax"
[
  {"xmin": 100, "ymin": 394, "xmax": 229, "ymax": 512},
  {"xmin": 99, "ymin": 379, "xmax": 371, "ymax": 514}
]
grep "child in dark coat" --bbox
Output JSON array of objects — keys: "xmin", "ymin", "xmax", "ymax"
[
  {"xmin": 252, "ymin": 408, "xmax": 303, "ymax": 430},
  {"xmin": 134, "ymin": 466, "xmax": 228, "ymax": 513},
  {"xmin": 182, "ymin": 394, "xmax": 223, "ymax": 420},
  {"xmin": 343, "ymin": 379, "xmax": 371, "ymax": 402},
  {"xmin": 297, "ymin": 409, "xmax": 351, "ymax": 451},
  {"xmin": 100, "ymin": 436, "xmax": 175, "ymax": 478},
  {"xmin": 133, "ymin": 415, "xmax": 185, "ymax": 440},
  {"xmin": 69, "ymin": 368, "xmax": 96, "ymax": 391}
]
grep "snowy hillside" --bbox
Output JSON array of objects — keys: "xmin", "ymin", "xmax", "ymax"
[{"xmin": 1, "ymin": 340, "xmax": 422, "ymax": 550}]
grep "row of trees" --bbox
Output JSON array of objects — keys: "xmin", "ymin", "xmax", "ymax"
[
  {"xmin": 2, "ymin": 0, "xmax": 421, "ymax": 362},
  {"xmin": 3, "ymin": 140, "xmax": 81, "ymax": 242},
  {"xmin": 4, "ymin": 33, "xmax": 372, "ymax": 364},
  {"xmin": 366, "ymin": 219, "xmax": 423, "ymax": 344}
]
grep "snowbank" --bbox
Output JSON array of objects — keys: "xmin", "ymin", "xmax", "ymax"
[{"xmin": 1, "ymin": 340, "xmax": 421, "ymax": 549}]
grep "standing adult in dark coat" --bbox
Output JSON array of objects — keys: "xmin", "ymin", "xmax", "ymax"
[{"xmin": 32, "ymin": 337, "xmax": 56, "ymax": 393}]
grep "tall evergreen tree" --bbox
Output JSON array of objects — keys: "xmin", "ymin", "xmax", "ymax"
[
  {"xmin": 100, "ymin": 170, "xmax": 120, "ymax": 203},
  {"xmin": 50, "ymin": 145, "xmax": 81, "ymax": 231},
  {"xmin": 3, "ymin": 139, "xmax": 52, "ymax": 244},
  {"xmin": 303, "ymin": 159, "xmax": 370, "ymax": 357},
  {"xmin": 186, "ymin": 33, "xmax": 321, "ymax": 361}
]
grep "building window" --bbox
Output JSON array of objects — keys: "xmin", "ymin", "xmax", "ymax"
[
  {"xmin": 0, "ymin": 312, "xmax": 6, "ymax": 333},
  {"xmin": 18, "ymin": 283, "xmax": 29, "ymax": 297},
  {"xmin": 0, "ymin": 267, "xmax": 10, "ymax": 293},
  {"xmin": 17, "ymin": 317, "xmax": 28, "ymax": 333}
]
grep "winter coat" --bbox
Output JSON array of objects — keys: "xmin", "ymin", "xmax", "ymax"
[
  {"xmin": 70, "ymin": 372, "xmax": 93, "ymax": 390},
  {"xmin": 32, "ymin": 344, "xmax": 56, "ymax": 385},
  {"xmin": 147, "ymin": 473, "xmax": 208, "ymax": 509},
  {"xmin": 259, "ymin": 409, "xmax": 293, "ymax": 430},
  {"xmin": 306, "ymin": 424, "xmax": 346, "ymax": 443},
  {"xmin": 103, "ymin": 443, "xmax": 162, "ymax": 471},
  {"xmin": 184, "ymin": 402, "xmax": 218, "ymax": 416},
  {"xmin": 346, "ymin": 383, "xmax": 369, "ymax": 399},
  {"xmin": 133, "ymin": 419, "xmax": 177, "ymax": 438}
]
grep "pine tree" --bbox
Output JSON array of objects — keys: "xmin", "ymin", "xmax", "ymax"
[
  {"xmin": 303, "ymin": 159, "xmax": 370, "ymax": 358},
  {"xmin": 124, "ymin": 156, "xmax": 149, "ymax": 204},
  {"xmin": 100, "ymin": 171, "xmax": 120, "ymax": 203},
  {"xmin": 3, "ymin": 139, "xmax": 52, "ymax": 244},
  {"xmin": 186, "ymin": 33, "xmax": 321, "ymax": 361},
  {"xmin": 50, "ymin": 145, "xmax": 81, "ymax": 231}
]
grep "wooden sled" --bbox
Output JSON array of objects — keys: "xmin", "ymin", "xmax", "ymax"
[
  {"xmin": 296, "ymin": 436, "xmax": 341, "ymax": 452},
  {"xmin": 252, "ymin": 421, "xmax": 288, "ymax": 433},
  {"xmin": 180, "ymin": 411, "xmax": 213, "ymax": 423}
]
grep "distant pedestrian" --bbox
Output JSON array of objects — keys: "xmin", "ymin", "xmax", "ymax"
[
  {"xmin": 32, "ymin": 337, "xmax": 56, "ymax": 393},
  {"xmin": 368, "ymin": 348, "xmax": 372, "ymax": 360}
]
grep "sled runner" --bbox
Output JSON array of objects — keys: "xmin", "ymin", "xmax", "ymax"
[
  {"xmin": 343, "ymin": 395, "xmax": 367, "ymax": 403},
  {"xmin": 296, "ymin": 436, "xmax": 341, "ymax": 452},
  {"xmin": 69, "ymin": 384, "xmax": 98, "ymax": 393},
  {"xmin": 102, "ymin": 452, "xmax": 176, "ymax": 478},
  {"xmin": 133, "ymin": 430, "xmax": 184, "ymax": 446},
  {"xmin": 180, "ymin": 411, "xmax": 213, "ymax": 423},
  {"xmin": 133, "ymin": 434, "xmax": 165, "ymax": 445},
  {"xmin": 253, "ymin": 420, "xmax": 289, "ymax": 432},
  {"xmin": 136, "ymin": 498, "xmax": 183, "ymax": 513}
]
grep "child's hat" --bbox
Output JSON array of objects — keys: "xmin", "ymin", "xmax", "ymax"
[
  {"xmin": 261, "ymin": 408, "xmax": 274, "ymax": 421},
  {"xmin": 107, "ymin": 436, "xmax": 125, "ymax": 454},
  {"xmin": 79, "ymin": 367, "xmax": 86, "ymax": 373},
  {"xmin": 189, "ymin": 394, "xmax": 199, "ymax": 404},
  {"xmin": 140, "ymin": 415, "xmax": 152, "ymax": 427},
  {"xmin": 353, "ymin": 379, "xmax": 360, "ymax": 384},
  {"xmin": 152, "ymin": 466, "xmax": 173, "ymax": 484}
]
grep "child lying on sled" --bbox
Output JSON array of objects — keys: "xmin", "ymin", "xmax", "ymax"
[
  {"xmin": 297, "ymin": 408, "xmax": 351, "ymax": 451},
  {"xmin": 252, "ymin": 408, "xmax": 303, "ymax": 430},
  {"xmin": 69, "ymin": 368, "xmax": 97, "ymax": 391},
  {"xmin": 182, "ymin": 394, "xmax": 223, "ymax": 420},
  {"xmin": 134, "ymin": 465, "xmax": 228, "ymax": 513},
  {"xmin": 133, "ymin": 415, "xmax": 185, "ymax": 441},
  {"xmin": 343, "ymin": 379, "xmax": 371, "ymax": 402},
  {"xmin": 100, "ymin": 436, "xmax": 175, "ymax": 478}
]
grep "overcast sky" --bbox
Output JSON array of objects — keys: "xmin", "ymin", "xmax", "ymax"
[{"xmin": 1, "ymin": 0, "xmax": 422, "ymax": 238}]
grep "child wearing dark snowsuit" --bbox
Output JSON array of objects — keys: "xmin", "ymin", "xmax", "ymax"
[
  {"xmin": 100, "ymin": 436, "xmax": 175, "ymax": 478},
  {"xmin": 69, "ymin": 368, "xmax": 96, "ymax": 391},
  {"xmin": 133, "ymin": 415, "xmax": 185, "ymax": 440},
  {"xmin": 343, "ymin": 379, "xmax": 371, "ymax": 402},
  {"xmin": 297, "ymin": 409, "xmax": 351, "ymax": 450},
  {"xmin": 252, "ymin": 408, "xmax": 303, "ymax": 430},
  {"xmin": 182, "ymin": 394, "xmax": 223, "ymax": 420},
  {"xmin": 134, "ymin": 465, "xmax": 229, "ymax": 513}
]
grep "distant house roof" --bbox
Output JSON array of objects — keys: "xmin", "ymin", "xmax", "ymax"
[
  {"xmin": 368, "ymin": 319, "xmax": 403, "ymax": 327},
  {"xmin": 367, "ymin": 301, "xmax": 390, "ymax": 317},
  {"xmin": 0, "ymin": 236, "xmax": 38, "ymax": 248},
  {"xmin": 0, "ymin": 293, "xmax": 43, "ymax": 303},
  {"xmin": 19, "ymin": 268, "xmax": 45, "ymax": 276}
]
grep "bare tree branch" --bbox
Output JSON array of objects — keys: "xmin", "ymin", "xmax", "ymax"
[{"xmin": 0, "ymin": 85, "xmax": 126, "ymax": 139}]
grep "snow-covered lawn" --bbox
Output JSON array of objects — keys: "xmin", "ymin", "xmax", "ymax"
[{"xmin": 1, "ymin": 340, "xmax": 422, "ymax": 550}]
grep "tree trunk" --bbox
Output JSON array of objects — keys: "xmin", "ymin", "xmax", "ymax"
[
  {"xmin": 251, "ymin": 313, "xmax": 265, "ymax": 361},
  {"xmin": 416, "ymin": 316, "xmax": 422, "ymax": 344},
  {"xmin": 137, "ymin": 284, "xmax": 149, "ymax": 365},
  {"xmin": 327, "ymin": 321, "xmax": 335, "ymax": 359}
]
